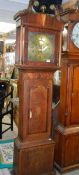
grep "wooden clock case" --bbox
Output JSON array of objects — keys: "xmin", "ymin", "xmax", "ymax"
[
  {"xmin": 13, "ymin": 11, "xmax": 63, "ymax": 175},
  {"xmin": 67, "ymin": 10, "xmax": 79, "ymax": 55},
  {"xmin": 55, "ymin": 10, "xmax": 79, "ymax": 173}
]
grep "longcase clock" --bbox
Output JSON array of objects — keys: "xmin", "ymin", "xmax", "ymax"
[
  {"xmin": 55, "ymin": 10, "xmax": 79, "ymax": 173},
  {"xmin": 14, "ymin": 10, "xmax": 63, "ymax": 175}
]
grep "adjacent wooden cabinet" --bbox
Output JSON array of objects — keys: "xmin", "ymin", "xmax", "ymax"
[
  {"xmin": 55, "ymin": 11, "xmax": 79, "ymax": 173},
  {"xmin": 55, "ymin": 56, "xmax": 79, "ymax": 172}
]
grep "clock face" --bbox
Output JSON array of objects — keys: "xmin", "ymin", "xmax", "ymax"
[
  {"xmin": 28, "ymin": 32, "xmax": 55, "ymax": 62},
  {"xmin": 71, "ymin": 22, "xmax": 79, "ymax": 48}
]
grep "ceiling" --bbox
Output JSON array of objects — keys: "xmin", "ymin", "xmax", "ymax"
[
  {"xmin": 0, "ymin": 0, "xmax": 29, "ymax": 39},
  {"xmin": 0, "ymin": 0, "xmax": 29, "ymax": 24}
]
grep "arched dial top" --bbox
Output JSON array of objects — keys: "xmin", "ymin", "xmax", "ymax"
[{"xmin": 71, "ymin": 22, "xmax": 79, "ymax": 49}]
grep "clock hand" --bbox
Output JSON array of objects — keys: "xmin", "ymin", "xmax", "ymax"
[{"xmin": 38, "ymin": 46, "xmax": 48, "ymax": 52}]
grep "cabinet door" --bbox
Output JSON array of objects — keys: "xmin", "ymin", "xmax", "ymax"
[
  {"xmin": 59, "ymin": 64, "xmax": 79, "ymax": 126},
  {"xmin": 19, "ymin": 73, "xmax": 53, "ymax": 140},
  {"xmin": 28, "ymin": 84, "xmax": 48, "ymax": 134},
  {"xmin": 70, "ymin": 65, "xmax": 79, "ymax": 125},
  {"xmin": 27, "ymin": 79, "xmax": 52, "ymax": 137}
]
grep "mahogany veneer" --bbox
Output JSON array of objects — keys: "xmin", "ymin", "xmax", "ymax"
[{"xmin": 55, "ymin": 56, "xmax": 79, "ymax": 173}]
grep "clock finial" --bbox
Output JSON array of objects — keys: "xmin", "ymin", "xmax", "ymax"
[
  {"xmin": 27, "ymin": 0, "xmax": 35, "ymax": 12},
  {"xmin": 76, "ymin": 0, "xmax": 79, "ymax": 10}
]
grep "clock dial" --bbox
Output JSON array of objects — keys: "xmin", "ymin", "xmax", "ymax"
[
  {"xmin": 28, "ymin": 32, "xmax": 55, "ymax": 62},
  {"xmin": 71, "ymin": 22, "xmax": 79, "ymax": 48}
]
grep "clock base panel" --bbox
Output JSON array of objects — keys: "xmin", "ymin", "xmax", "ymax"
[
  {"xmin": 55, "ymin": 125, "xmax": 79, "ymax": 173},
  {"xmin": 14, "ymin": 139, "xmax": 55, "ymax": 175}
]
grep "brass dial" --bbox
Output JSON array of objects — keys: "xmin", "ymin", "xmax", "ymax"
[{"xmin": 28, "ymin": 32, "xmax": 55, "ymax": 62}]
